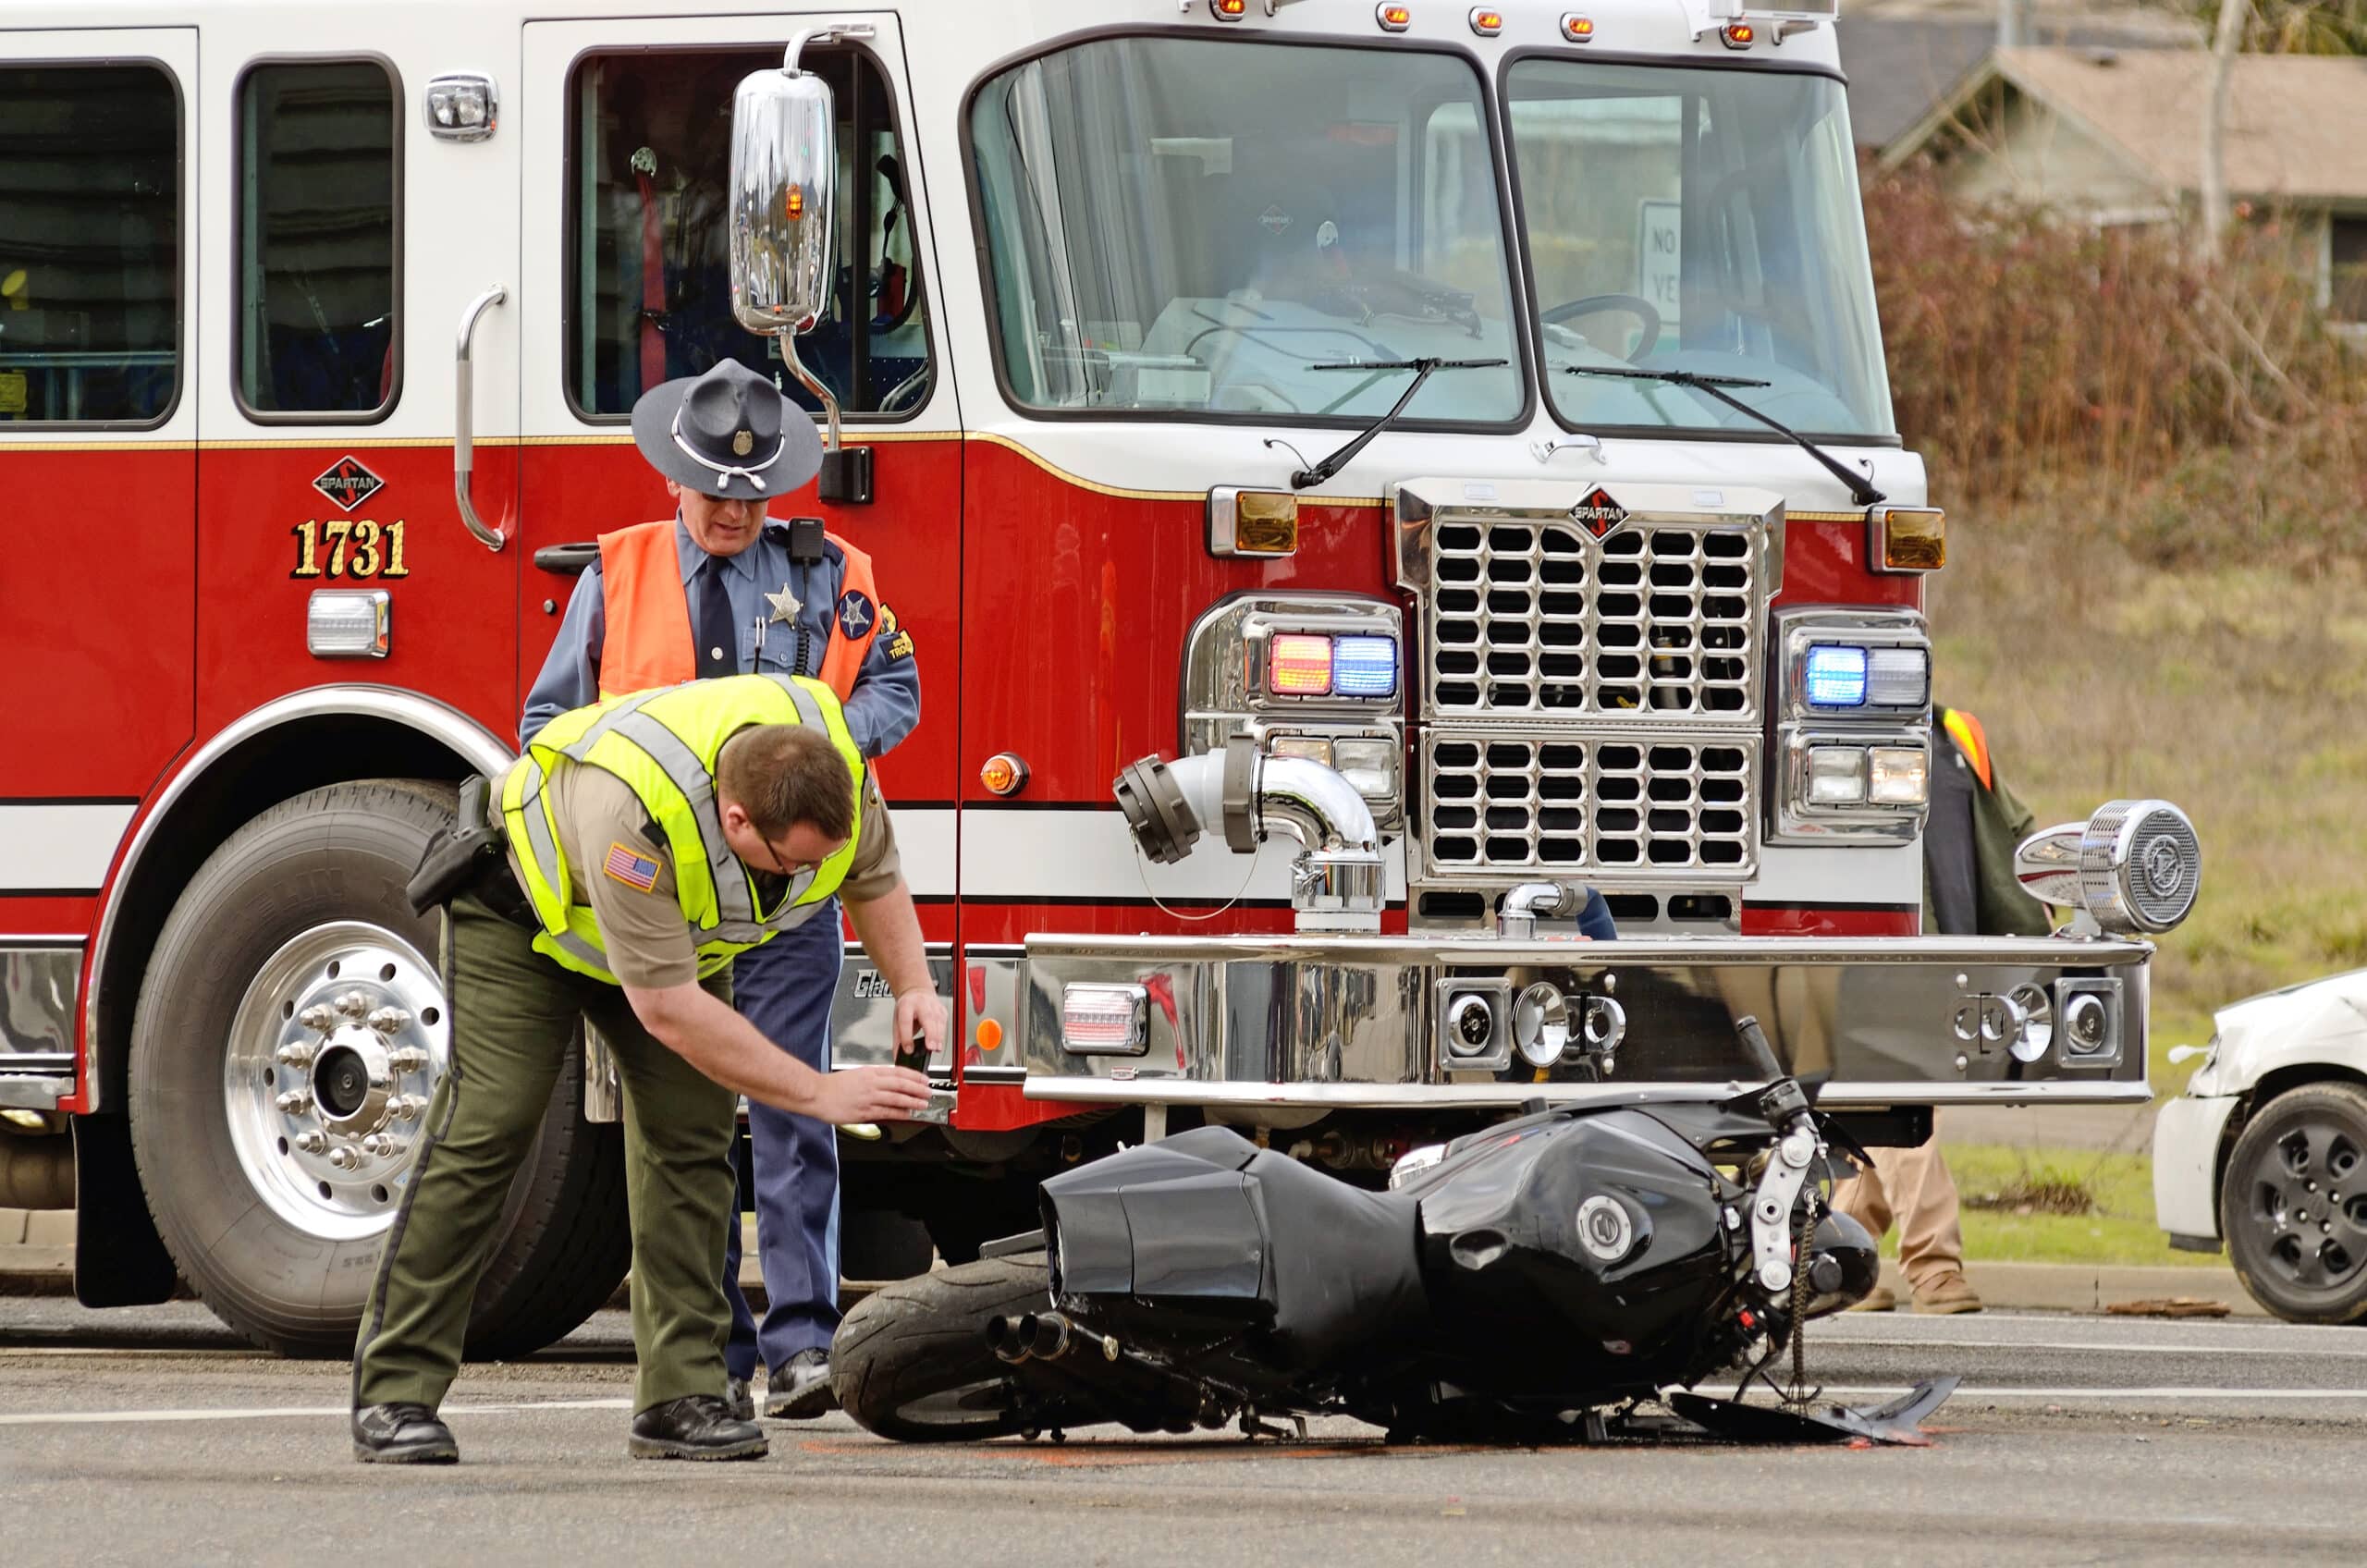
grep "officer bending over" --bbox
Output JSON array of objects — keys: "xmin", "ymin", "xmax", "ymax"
[{"xmin": 350, "ymin": 673, "xmax": 942, "ymax": 1464}]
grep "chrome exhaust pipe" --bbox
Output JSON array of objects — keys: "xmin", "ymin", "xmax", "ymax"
[
  {"xmin": 1027, "ymin": 1311, "xmax": 1075, "ymax": 1362},
  {"xmin": 985, "ymin": 1315, "xmax": 1031, "ymax": 1364}
]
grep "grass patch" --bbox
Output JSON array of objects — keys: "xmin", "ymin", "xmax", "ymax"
[{"xmin": 1878, "ymin": 1143, "xmax": 2226, "ymax": 1268}]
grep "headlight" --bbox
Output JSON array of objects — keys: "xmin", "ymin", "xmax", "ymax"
[
  {"xmin": 1770, "ymin": 608, "xmax": 1932, "ymax": 846},
  {"xmin": 1808, "ymin": 746, "xmax": 1867, "ymax": 803},
  {"xmin": 1868, "ymin": 746, "xmax": 1929, "ymax": 804},
  {"xmin": 1331, "ymin": 737, "xmax": 1399, "ymax": 801}
]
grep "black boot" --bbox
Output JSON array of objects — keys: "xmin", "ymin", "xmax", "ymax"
[
  {"xmin": 351, "ymin": 1403, "xmax": 459, "ymax": 1464},
  {"xmin": 629, "ymin": 1394, "xmax": 769, "ymax": 1461}
]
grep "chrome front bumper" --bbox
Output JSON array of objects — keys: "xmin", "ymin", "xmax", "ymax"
[{"xmin": 1017, "ymin": 933, "xmax": 2154, "ymax": 1117}]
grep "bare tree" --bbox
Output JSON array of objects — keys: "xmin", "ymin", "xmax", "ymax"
[{"xmin": 2200, "ymin": 0, "xmax": 2249, "ymax": 261}]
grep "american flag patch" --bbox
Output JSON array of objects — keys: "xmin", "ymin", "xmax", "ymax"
[{"xmin": 602, "ymin": 840, "xmax": 662, "ymax": 893}]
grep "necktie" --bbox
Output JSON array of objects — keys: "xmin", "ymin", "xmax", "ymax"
[{"xmin": 695, "ymin": 555, "xmax": 738, "ymax": 679}]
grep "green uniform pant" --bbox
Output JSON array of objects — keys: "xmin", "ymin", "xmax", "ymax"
[{"xmin": 352, "ymin": 891, "xmax": 736, "ymax": 1415}]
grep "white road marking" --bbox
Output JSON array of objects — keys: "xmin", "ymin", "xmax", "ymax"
[
  {"xmin": 1812, "ymin": 1386, "xmax": 2367, "ymax": 1402},
  {"xmin": 1823, "ymin": 1334, "xmax": 2367, "ymax": 1360},
  {"xmin": 0, "ymin": 1397, "xmax": 632, "ymax": 1427}
]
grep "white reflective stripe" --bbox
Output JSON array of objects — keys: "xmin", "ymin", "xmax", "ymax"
[
  {"xmin": 547, "ymin": 926, "xmax": 609, "ymax": 972},
  {"xmin": 606, "ymin": 709, "xmax": 749, "ymax": 926},
  {"xmin": 555, "ymin": 686, "xmax": 670, "ymax": 761},
  {"xmin": 959, "ymin": 807, "xmax": 1410, "ymax": 902},
  {"xmin": 0, "ymin": 802, "xmax": 137, "ymax": 891}
]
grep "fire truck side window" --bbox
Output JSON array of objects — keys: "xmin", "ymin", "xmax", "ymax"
[
  {"xmin": 566, "ymin": 47, "xmax": 929, "ymax": 420},
  {"xmin": 0, "ymin": 65, "xmax": 178, "ymax": 426},
  {"xmin": 235, "ymin": 61, "xmax": 400, "ymax": 419}
]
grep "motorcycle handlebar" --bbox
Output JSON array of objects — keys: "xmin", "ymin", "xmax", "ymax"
[{"xmin": 1733, "ymin": 1014, "xmax": 1784, "ymax": 1082}]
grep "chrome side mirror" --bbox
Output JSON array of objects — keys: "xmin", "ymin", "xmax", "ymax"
[
  {"xmin": 2014, "ymin": 798, "xmax": 2201, "ymax": 936},
  {"xmin": 730, "ymin": 44, "xmax": 838, "ymax": 337}
]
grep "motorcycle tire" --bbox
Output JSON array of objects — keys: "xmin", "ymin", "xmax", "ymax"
[{"xmin": 832, "ymin": 1251, "xmax": 1096, "ymax": 1442}]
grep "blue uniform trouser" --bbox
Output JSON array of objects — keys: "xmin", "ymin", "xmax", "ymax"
[{"xmin": 721, "ymin": 900, "xmax": 843, "ymax": 1380}]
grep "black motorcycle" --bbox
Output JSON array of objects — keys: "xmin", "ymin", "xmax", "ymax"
[{"xmin": 833, "ymin": 1017, "xmax": 1956, "ymax": 1447}]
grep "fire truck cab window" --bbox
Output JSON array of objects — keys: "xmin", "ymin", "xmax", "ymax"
[
  {"xmin": 969, "ymin": 37, "xmax": 1523, "ymax": 423},
  {"xmin": 0, "ymin": 65, "xmax": 178, "ymax": 425},
  {"xmin": 1506, "ymin": 59, "xmax": 1895, "ymax": 439},
  {"xmin": 237, "ymin": 61, "xmax": 399, "ymax": 419},
  {"xmin": 567, "ymin": 48, "xmax": 929, "ymax": 420}
]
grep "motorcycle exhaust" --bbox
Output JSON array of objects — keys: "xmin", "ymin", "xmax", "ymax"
[{"xmin": 986, "ymin": 1311, "xmax": 1085, "ymax": 1366}]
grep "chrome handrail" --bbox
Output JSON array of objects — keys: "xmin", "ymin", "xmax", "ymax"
[{"xmin": 453, "ymin": 284, "xmax": 509, "ymax": 552}]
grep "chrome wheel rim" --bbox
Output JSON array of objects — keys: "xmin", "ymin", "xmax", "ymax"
[{"xmin": 222, "ymin": 920, "xmax": 448, "ymax": 1240}]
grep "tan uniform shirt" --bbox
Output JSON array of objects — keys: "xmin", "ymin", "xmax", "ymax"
[{"xmin": 511, "ymin": 763, "xmax": 901, "ymax": 989}]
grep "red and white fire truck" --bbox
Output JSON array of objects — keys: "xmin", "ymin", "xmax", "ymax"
[{"xmin": 0, "ymin": 0, "xmax": 2198, "ymax": 1354}]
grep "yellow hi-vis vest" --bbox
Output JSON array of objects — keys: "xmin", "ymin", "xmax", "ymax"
[{"xmin": 499, "ymin": 673, "xmax": 866, "ymax": 983}]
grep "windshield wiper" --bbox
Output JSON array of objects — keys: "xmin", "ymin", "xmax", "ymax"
[
  {"xmin": 1279, "ymin": 356, "xmax": 1508, "ymax": 490},
  {"xmin": 1562, "ymin": 365, "xmax": 1886, "ymax": 507}
]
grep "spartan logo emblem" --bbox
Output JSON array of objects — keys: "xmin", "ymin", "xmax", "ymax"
[
  {"xmin": 312, "ymin": 456, "xmax": 385, "ymax": 513},
  {"xmin": 1568, "ymin": 485, "xmax": 1626, "ymax": 541},
  {"xmin": 2143, "ymin": 837, "xmax": 2185, "ymax": 900}
]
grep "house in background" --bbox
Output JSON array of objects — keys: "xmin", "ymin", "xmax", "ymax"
[{"xmin": 1881, "ymin": 46, "xmax": 2367, "ymax": 322}]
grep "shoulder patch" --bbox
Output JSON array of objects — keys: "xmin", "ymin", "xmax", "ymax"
[
  {"xmin": 835, "ymin": 588, "xmax": 876, "ymax": 640},
  {"xmin": 885, "ymin": 629, "xmax": 914, "ymax": 661},
  {"xmin": 877, "ymin": 603, "xmax": 898, "ymax": 637},
  {"xmin": 603, "ymin": 840, "xmax": 663, "ymax": 893}
]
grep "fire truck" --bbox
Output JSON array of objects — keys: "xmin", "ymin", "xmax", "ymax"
[{"xmin": 0, "ymin": 0, "xmax": 2199, "ymax": 1355}]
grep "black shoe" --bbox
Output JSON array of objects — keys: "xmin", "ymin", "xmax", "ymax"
[
  {"xmin": 765, "ymin": 1348, "xmax": 839, "ymax": 1420},
  {"xmin": 723, "ymin": 1375, "xmax": 755, "ymax": 1423},
  {"xmin": 629, "ymin": 1395, "xmax": 769, "ymax": 1461},
  {"xmin": 351, "ymin": 1403, "xmax": 459, "ymax": 1464}
]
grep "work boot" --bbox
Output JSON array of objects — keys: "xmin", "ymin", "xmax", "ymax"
[
  {"xmin": 765, "ymin": 1348, "xmax": 839, "ymax": 1420},
  {"xmin": 351, "ymin": 1403, "xmax": 459, "ymax": 1464},
  {"xmin": 1847, "ymin": 1283, "xmax": 1898, "ymax": 1313},
  {"xmin": 630, "ymin": 1395, "xmax": 769, "ymax": 1460},
  {"xmin": 1912, "ymin": 1272, "xmax": 1983, "ymax": 1315},
  {"xmin": 723, "ymin": 1375, "xmax": 755, "ymax": 1422}
]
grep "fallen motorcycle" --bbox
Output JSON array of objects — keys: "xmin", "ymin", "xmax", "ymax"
[{"xmin": 832, "ymin": 1016, "xmax": 1956, "ymax": 1447}]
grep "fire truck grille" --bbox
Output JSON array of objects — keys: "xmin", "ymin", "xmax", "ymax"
[
  {"xmin": 1426, "ymin": 520, "xmax": 1760, "ymax": 717},
  {"xmin": 1422, "ymin": 732, "xmax": 1759, "ymax": 879}
]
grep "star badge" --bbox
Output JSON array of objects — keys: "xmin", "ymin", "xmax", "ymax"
[{"xmin": 766, "ymin": 584, "xmax": 803, "ymax": 625}]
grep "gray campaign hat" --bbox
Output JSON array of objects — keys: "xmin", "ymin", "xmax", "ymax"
[{"xmin": 630, "ymin": 358, "xmax": 824, "ymax": 502}]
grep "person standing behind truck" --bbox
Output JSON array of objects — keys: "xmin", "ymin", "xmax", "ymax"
[
  {"xmin": 1840, "ymin": 704, "xmax": 2052, "ymax": 1314},
  {"xmin": 521, "ymin": 358, "xmax": 921, "ymax": 1420}
]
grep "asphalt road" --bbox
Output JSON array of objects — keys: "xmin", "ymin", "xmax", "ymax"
[{"xmin": 5, "ymin": 1299, "xmax": 2364, "ymax": 1567}]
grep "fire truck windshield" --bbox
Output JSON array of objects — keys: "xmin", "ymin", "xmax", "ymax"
[
  {"xmin": 969, "ymin": 35, "xmax": 1525, "ymax": 425},
  {"xmin": 1506, "ymin": 59, "xmax": 1895, "ymax": 442}
]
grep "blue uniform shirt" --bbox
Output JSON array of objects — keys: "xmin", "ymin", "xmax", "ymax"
[{"xmin": 521, "ymin": 515, "xmax": 921, "ymax": 756}]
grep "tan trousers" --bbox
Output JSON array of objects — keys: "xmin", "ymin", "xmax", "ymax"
[{"xmin": 1833, "ymin": 1138, "xmax": 1965, "ymax": 1291}]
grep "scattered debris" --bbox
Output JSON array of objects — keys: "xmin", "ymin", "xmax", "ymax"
[{"xmin": 2105, "ymin": 1297, "xmax": 2232, "ymax": 1317}]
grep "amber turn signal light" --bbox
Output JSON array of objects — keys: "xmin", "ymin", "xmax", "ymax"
[
  {"xmin": 980, "ymin": 753, "xmax": 1030, "ymax": 797},
  {"xmin": 1870, "ymin": 507, "xmax": 1946, "ymax": 573}
]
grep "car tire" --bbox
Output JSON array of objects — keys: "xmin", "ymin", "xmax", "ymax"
[
  {"xmin": 2221, "ymin": 1082, "xmax": 2367, "ymax": 1326},
  {"xmin": 128, "ymin": 780, "xmax": 631, "ymax": 1358}
]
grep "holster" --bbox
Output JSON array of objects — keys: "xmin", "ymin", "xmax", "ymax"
[{"xmin": 406, "ymin": 775, "xmax": 512, "ymax": 916}]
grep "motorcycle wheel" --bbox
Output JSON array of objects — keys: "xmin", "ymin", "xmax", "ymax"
[{"xmin": 832, "ymin": 1251, "xmax": 1095, "ymax": 1442}]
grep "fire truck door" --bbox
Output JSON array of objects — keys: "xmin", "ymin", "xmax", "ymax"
[
  {"xmin": 0, "ymin": 29, "xmax": 198, "ymax": 890},
  {"xmin": 515, "ymin": 11, "xmax": 962, "ymax": 834}
]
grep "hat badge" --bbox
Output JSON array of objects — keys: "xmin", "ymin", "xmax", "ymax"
[{"xmin": 731, "ymin": 429, "xmax": 754, "ymax": 457}]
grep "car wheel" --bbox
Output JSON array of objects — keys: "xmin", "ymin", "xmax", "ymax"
[{"xmin": 2221, "ymin": 1082, "xmax": 2367, "ymax": 1326}]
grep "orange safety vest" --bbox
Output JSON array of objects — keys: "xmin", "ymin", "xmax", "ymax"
[
  {"xmin": 1940, "ymin": 706, "xmax": 1993, "ymax": 792},
  {"xmin": 594, "ymin": 519, "xmax": 883, "ymax": 701}
]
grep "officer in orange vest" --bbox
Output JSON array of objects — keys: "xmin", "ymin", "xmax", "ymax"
[
  {"xmin": 1838, "ymin": 704, "xmax": 2050, "ymax": 1316},
  {"xmin": 522, "ymin": 358, "xmax": 920, "ymax": 1420}
]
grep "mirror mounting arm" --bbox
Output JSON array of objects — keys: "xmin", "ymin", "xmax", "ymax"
[{"xmin": 783, "ymin": 24, "xmax": 877, "ymax": 75}]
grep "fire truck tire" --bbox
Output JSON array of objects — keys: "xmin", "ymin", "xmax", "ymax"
[
  {"xmin": 127, "ymin": 780, "xmax": 631, "ymax": 1359},
  {"xmin": 833, "ymin": 1251, "xmax": 1093, "ymax": 1442}
]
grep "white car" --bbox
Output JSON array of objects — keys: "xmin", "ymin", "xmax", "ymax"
[{"xmin": 2154, "ymin": 967, "xmax": 2367, "ymax": 1323}]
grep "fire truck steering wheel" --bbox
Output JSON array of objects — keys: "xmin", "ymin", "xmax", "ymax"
[{"xmin": 1541, "ymin": 293, "xmax": 1662, "ymax": 361}]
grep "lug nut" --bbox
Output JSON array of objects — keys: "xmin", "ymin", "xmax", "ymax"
[
  {"xmin": 299, "ymin": 1004, "xmax": 335, "ymax": 1032},
  {"xmin": 335, "ymin": 990, "xmax": 370, "ymax": 1019},
  {"xmin": 367, "ymin": 1007, "xmax": 411, "ymax": 1036},
  {"xmin": 327, "ymin": 1145, "xmax": 359, "ymax": 1170},
  {"xmin": 275, "ymin": 1091, "xmax": 313, "ymax": 1115},
  {"xmin": 391, "ymin": 1095, "xmax": 427, "ymax": 1122},
  {"xmin": 362, "ymin": 1133, "xmax": 398, "ymax": 1158},
  {"xmin": 294, "ymin": 1130, "xmax": 328, "ymax": 1154},
  {"xmin": 275, "ymin": 1042, "xmax": 317, "ymax": 1069},
  {"xmin": 386, "ymin": 1047, "xmax": 428, "ymax": 1073}
]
